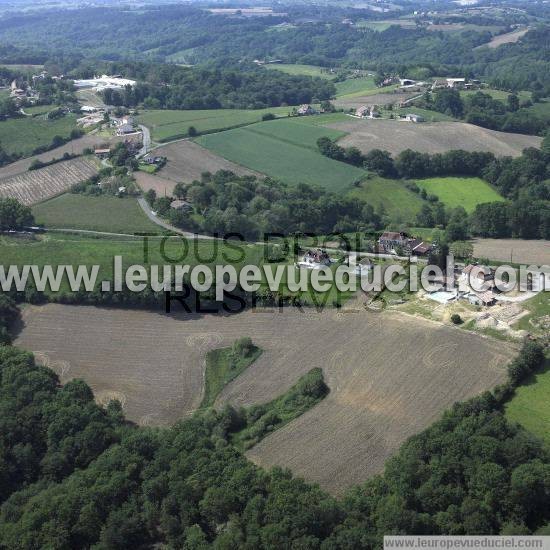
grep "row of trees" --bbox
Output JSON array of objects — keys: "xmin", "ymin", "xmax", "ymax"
[{"xmin": 0, "ymin": 330, "xmax": 547, "ymax": 547}]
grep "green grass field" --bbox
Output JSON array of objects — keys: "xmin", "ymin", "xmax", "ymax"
[
  {"xmin": 136, "ymin": 107, "xmax": 294, "ymax": 142},
  {"xmin": 0, "ymin": 233, "xmax": 263, "ymax": 295},
  {"xmin": 415, "ymin": 177, "xmax": 504, "ymax": 213},
  {"xmin": 348, "ymin": 177, "xmax": 426, "ymax": 222},
  {"xmin": 524, "ymin": 100, "xmax": 550, "ymax": 123},
  {"xmin": 505, "ymin": 362, "xmax": 550, "ymax": 444},
  {"xmin": 0, "ymin": 114, "xmax": 78, "ymax": 157},
  {"xmin": 201, "ymin": 342, "xmax": 262, "ymax": 408},
  {"xmin": 335, "ymin": 76, "xmax": 378, "ymax": 97},
  {"xmin": 461, "ymin": 88, "xmax": 531, "ymax": 103},
  {"xmin": 32, "ymin": 194, "xmax": 161, "ymax": 234},
  {"xmin": 196, "ymin": 118, "xmax": 367, "ymax": 192},
  {"xmin": 264, "ymin": 64, "xmax": 334, "ymax": 79}
]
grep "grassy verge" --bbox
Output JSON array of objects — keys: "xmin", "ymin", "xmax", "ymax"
[
  {"xmin": 201, "ymin": 338, "xmax": 262, "ymax": 408},
  {"xmin": 231, "ymin": 367, "xmax": 329, "ymax": 451}
]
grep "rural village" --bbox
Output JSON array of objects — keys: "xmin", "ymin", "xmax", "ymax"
[{"xmin": 0, "ymin": 0, "xmax": 548, "ymax": 547}]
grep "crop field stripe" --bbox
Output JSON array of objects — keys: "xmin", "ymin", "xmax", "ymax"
[{"xmin": 196, "ymin": 126, "xmax": 367, "ymax": 192}]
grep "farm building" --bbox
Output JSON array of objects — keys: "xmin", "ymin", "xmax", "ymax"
[
  {"xmin": 73, "ymin": 74, "xmax": 137, "ymax": 91},
  {"xmin": 116, "ymin": 123, "xmax": 136, "ymax": 136},
  {"xmin": 399, "ymin": 78, "xmax": 416, "ymax": 86},
  {"xmin": 94, "ymin": 148, "xmax": 111, "ymax": 159},
  {"xmin": 378, "ymin": 232, "xmax": 432, "ymax": 256},
  {"xmin": 356, "ymin": 105, "xmax": 380, "ymax": 119},
  {"xmin": 296, "ymin": 104, "xmax": 317, "ymax": 116},
  {"xmin": 297, "ymin": 249, "xmax": 331, "ymax": 269},
  {"xmin": 402, "ymin": 113, "xmax": 425, "ymax": 123},
  {"xmin": 446, "ymin": 78, "xmax": 466, "ymax": 89},
  {"xmin": 170, "ymin": 199, "xmax": 192, "ymax": 211}
]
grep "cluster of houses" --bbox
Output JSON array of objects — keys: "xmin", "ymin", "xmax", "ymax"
[
  {"xmin": 9, "ymin": 80, "xmax": 39, "ymax": 106},
  {"xmin": 378, "ymin": 231, "xmax": 433, "ymax": 256}
]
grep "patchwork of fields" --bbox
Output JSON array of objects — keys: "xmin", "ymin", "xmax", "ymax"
[
  {"xmin": 15, "ymin": 304, "xmax": 514, "ymax": 494},
  {"xmin": 329, "ymin": 119, "xmax": 542, "ymax": 157},
  {"xmin": 0, "ymin": 158, "xmax": 98, "ymax": 205},
  {"xmin": 196, "ymin": 117, "xmax": 366, "ymax": 191},
  {"xmin": 415, "ymin": 177, "xmax": 504, "ymax": 212}
]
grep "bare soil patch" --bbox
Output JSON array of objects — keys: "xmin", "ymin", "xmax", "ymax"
[
  {"xmin": 16, "ymin": 304, "xmax": 514, "ymax": 494},
  {"xmin": 472, "ymin": 238, "xmax": 550, "ymax": 266},
  {"xmin": 0, "ymin": 158, "xmax": 98, "ymax": 205},
  {"xmin": 329, "ymin": 119, "xmax": 541, "ymax": 157},
  {"xmin": 134, "ymin": 171, "xmax": 180, "ymax": 196},
  {"xmin": 154, "ymin": 140, "xmax": 261, "ymax": 183}
]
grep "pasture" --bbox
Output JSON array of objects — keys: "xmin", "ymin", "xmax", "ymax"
[
  {"xmin": 471, "ymin": 238, "xmax": 550, "ymax": 265},
  {"xmin": 0, "ymin": 114, "xmax": 78, "ymax": 157},
  {"xmin": 137, "ymin": 107, "xmax": 293, "ymax": 142},
  {"xmin": 196, "ymin": 118, "xmax": 367, "ymax": 191},
  {"xmin": 33, "ymin": 194, "xmax": 160, "ymax": 234},
  {"xmin": 505, "ymin": 363, "xmax": 550, "ymax": 444},
  {"xmin": 0, "ymin": 158, "xmax": 98, "ymax": 205},
  {"xmin": 481, "ymin": 28, "xmax": 529, "ymax": 49},
  {"xmin": 347, "ymin": 177, "xmax": 425, "ymax": 222},
  {"xmin": 328, "ymin": 119, "xmax": 542, "ymax": 157},
  {"xmin": 264, "ymin": 64, "xmax": 334, "ymax": 79},
  {"xmin": 335, "ymin": 76, "xmax": 379, "ymax": 98},
  {"xmin": 14, "ymin": 303, "xmax": 513, "ymax": 494},
  {"xmin": 153, "ymin": 140, "xmax": 261, "ymax": 183},
  {"xmin": 414, "ymin": 177, "xmax": 504, "ymax": 213}
]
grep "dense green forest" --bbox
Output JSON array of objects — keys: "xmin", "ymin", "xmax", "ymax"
[
  {"xmin": 0, "ymin": 300, "xmax": 548, "ymax": 548},
  {"xmin": 100, "ymin": 66, "xmax": 335, "ymax": 110}
]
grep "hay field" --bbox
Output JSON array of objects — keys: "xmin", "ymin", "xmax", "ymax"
[
  {"xmin": 329, "ymin": 120, "xmax": 541, "ymax": 157},
  {"xmin": 154, "ymin": 140, "xmax": 261, "ymax": 183},
  {"xmin": 16, "ymin": 304, "xmax": 514, "ymax": 494},
  {"xmin": 334, "ymin": 91, "xmax": 417, "ymax": 110},
  {"xmin": 472, "ymin": 238, "xmax": 550, "ymax": 265},
  {"xmin": 0, "ymin": 158, "xmax": 98, "ymax": 205}
]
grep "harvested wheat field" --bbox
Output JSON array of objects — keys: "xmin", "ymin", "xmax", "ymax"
[
  {"xmin": 16, "ymin": 303, "xmax": 514, "ymax": 494},
  {"xmin": 334, "ymin": 91, "xmax": 417, "ymax": 110},
  {"xmin": 472, "ymin": 238, "xmax": 550, "ymax": 266},
  {"xmin": 154, "ymin": 140, "xmax": 261, "ymax": 182},
  {"xmin": 0, "ymin": 158, "xmax": 98, "ymax": 205},
  {"xmin": 329, "ymin": 120, "xmax": 541, "ymax": 157}
]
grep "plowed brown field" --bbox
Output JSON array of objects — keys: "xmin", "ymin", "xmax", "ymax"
[{"xmin": 15, "ymin": 304, "xmax": 514, "ymax": 494}]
